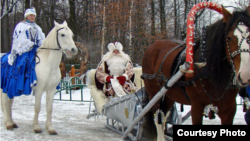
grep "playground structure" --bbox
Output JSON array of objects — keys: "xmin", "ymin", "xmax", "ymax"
[
  {"xmin": 60, "ymin": 42, "xmax": 89, "ymax": 79},
  {"xmin": 55, "ymin": 77, "xmax": 87, "ymax": 101}
]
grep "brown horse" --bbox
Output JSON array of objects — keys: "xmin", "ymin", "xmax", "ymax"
[{"xmin": 141, "ymin": 6, "xmax": 250, "ymax": 139}]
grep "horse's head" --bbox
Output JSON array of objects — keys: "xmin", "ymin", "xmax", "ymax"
[
  {"xmin": 54, "ymin": 21, "xmax": 78, "ymax": 58},
  {"xmin": 223, "ymin": 6, "xmax": 250, "ymax": 86}
]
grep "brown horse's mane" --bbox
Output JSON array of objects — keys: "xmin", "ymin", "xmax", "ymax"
[{"xmin": 196, "ymin": 9, "xmax": 250, "ymax": 93}]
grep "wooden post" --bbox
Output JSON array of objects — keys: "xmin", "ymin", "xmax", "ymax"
[{"xmin": 71, "ymin": 65, "xmax": 75, "ymax": 84}]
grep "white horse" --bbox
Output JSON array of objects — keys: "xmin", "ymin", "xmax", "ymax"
[{"xmin": 1, "ymin": 21, "xmax": 77, "ymax": 135}]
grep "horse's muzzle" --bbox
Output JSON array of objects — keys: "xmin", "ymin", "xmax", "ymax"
[
  {"xmin": 237, "ymin": 73, "xmax": 249, "ymax": 86},
  {"xmin": 70, "ymin": 47, "xmax": 78, "ymax": 55}
]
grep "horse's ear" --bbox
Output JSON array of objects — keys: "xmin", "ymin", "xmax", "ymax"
[
  {"xmin": 62, "ymin": 21, "xmax": 68, "ymax": 27},
  {"xmin": 54, "ymin": 20, "xmax": 60, "ymax": 29},
  {"xmin": 222, "ymin": 5, "xmax": 232, "ymax": 23}
]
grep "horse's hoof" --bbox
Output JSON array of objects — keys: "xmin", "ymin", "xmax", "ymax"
[
  {"xmin": 12, "ymin": 123, "xmax": 18, "ymax": 128},
  {"xmin": 34, "ymin": 129, "xmax": 42, "ymax": 133},
  {"xmin": 48, "ymin": 130, "xmax": 57, "ymax": 135},
  {"xmin": 6, "ymin": 126, "xmax": 13, "ymax": 130}
]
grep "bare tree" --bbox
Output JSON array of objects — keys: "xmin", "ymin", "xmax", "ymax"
[
  {"xmin": 150, "ymin": 0, "xmax": 156, "ymax": 43},
  {"xmin": 159, "ymin": 0, "xmax": 166, "ymax": 39},
  {"xmin": 101, "ymin": 0, "xmax": 106, "ymax": 58},
  {"xmin": 24, "ymin": 0, "xmax": 30, "ymax": 9},
  {"xmin": 129, "ymin": 0, "xmax": 134, "ymax": 57},
  {"xmin": 69, "ymin": 0, "xmax": 77, "ymax": 40},
  {"xmin": 0, "ymin": 0, "xmax": 20, "ymax": 20}
]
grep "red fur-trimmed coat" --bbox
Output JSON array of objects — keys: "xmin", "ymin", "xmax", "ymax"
[{"xmin": 95, "ymin": 61, "xmax": 135, "ymax": 97}]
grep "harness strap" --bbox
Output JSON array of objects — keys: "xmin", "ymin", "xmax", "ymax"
[{"xmin": 141, "ymin": 41, "xmax": 186, "ymax": 84}]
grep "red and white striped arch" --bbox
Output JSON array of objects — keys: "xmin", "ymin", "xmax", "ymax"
[{"xmin": 186, "ymin": 2, "xmax": 222, "ymax": 77}]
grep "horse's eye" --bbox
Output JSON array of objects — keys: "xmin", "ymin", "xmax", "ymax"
[
  {"xmin": 228, "ymin": 37, "xmax": 232, "ymax": 41},
  {"xmin": 61, "ymin": 34, "xmax": 65, "ymax": 37}
]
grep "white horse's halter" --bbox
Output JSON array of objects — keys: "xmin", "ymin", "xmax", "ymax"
[
  {"xmin": 36, "ymin": 27, "xmax": 65, "ymax": 64},
  {"xmin": 39, "ymin": 27, "xmax": 65, "ymax": 51}
]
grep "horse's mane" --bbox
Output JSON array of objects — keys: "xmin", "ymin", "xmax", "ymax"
[
  {"xmin": 197, "ymin": 9, "xmax": 250, "ymax": 93},
  {"xmin": 40, "ymin": 27, "xmax": 57, "ymax": 48}
]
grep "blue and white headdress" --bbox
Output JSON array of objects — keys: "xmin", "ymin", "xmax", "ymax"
[{"xmin": 24, "ymin": 8, "xmax": 36, "ymax": 18}]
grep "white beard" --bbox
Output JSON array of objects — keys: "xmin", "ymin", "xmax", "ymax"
[{"xmin": 106, "ymin": 54, "xmax": 127, "ymax": 77}]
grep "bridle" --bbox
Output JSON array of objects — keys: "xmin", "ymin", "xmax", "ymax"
[
  {"xmin": 36, "ymin": 27, "xmax": 65, "ymax": 64},
  {"xmin": 226, "ymin": 22, "xmax": 250, "ymax": 85},
  {"xmin": 39, "ymin": 27, "xmax": 65, "ymax": 51}
]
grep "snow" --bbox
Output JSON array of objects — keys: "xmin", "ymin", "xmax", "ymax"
[
  {"xmin": 0, "ymin": 53, "xmax": 6, "ymax": 57},
  {"xmin": 0, "ymin": 88, "xmax": 247, "ymax": 141}
]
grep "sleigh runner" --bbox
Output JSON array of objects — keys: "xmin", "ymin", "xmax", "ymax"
[{"xmin": 86, "ymin": 66, "xmax": 190, "ymax": 140}]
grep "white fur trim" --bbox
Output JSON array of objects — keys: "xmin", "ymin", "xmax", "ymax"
[
  {"xmin": 122, "ymin": 74, "xmax": 129, "ymax": 80},
  {"xmin": 24, "ymin": 8, "xmax": 36, "ymax": 18},
  {"xmin": 104, "ymin": 75, "xmax": 108, "ymax": 82},
  {"xmin": 114, "ymin": 42, "xmax": 123, "ymax": 51},
  {"xmin": 86, "ymin": 69, "xmax": 106, "ymax": 114},
  {"xmin": 107, "ymin": 43, "xmax": 116, "ymax": 52},
  {"xmin": 133, "ymin": 67, "xmax": 144, "ymax": 89},
  {"xmin": 89, "ymin": 86, "xmax": 106, "ymax": 114},
  {"xmin": 86, "ymin": 69, "xmax": 97, "ymax": 86},
  {"xmin": 107, "ymin": 42, "xmax": 123, "ymax": 52}
]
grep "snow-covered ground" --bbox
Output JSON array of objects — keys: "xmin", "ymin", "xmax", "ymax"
[{"xmin": 0, "ymin": 88, "xmax": 246, "ymax": 141}]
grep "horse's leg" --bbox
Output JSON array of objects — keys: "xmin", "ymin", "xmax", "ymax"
[
  {"xmin": 191, "ymin": 103, "xmax": 204, "ymax": 125},
  {"xmin": 218, "ymin": 101, "xmax": 237, "ymax": 125},
  {"xmin": 46, "ymin": 88, "xmax": 57, "ymax": 135},
  {"xmin": 33, "ymin": 89, "xmax": 43, "ymax": 133},
  {"xmin": 1, "ymin": 90, "xmax": 14, "ymax": 130}
]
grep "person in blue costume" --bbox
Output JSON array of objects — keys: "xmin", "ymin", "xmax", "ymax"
[
  {"xmin": 239, "ymin": 85, "xmax": 250, "ymax": 125},
  {"xmin": 1, "ymin": 8, "xmax": 45, "ymax": 99}
]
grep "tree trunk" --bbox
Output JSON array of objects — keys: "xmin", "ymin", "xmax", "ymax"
[
  {"xmin": 150, "ymin": 0, "xmax": 155, "ymax": 43},
  {"xmin": 1, "ymin": 0, "xmax": 6, "ymax": 52},
  {"xmin": 174, "ymin": 0, "xmax": 177, "ymax": 38},
  {"xmin": 101, "ymin": 0, "xmax": 106, "ymax": 58},
  {"xmin": 159, "ymin": 0, "xmax": 166, "ymax": 39},
  {"xmin": 32, "ymin": 0, "xmax": 41, "ymax": 26},
  {"xmin": 69, "ymin": 0, "xmax": 77, "ymax": 40},
  {"xmin": 25, "ymin": 0, "xmax": 30, "ymax": 9},
  {"xmin": 129, "ymin": 0, "xmax": 134, "ymax": 58}
]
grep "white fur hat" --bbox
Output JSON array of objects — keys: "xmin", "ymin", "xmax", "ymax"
[
  {"xmin": 24, "ymin": 8, "xmax": 36, "ymax": 18},
  {"xmin": 107, "ymin": 41, "xmax": 123, "ymax": 52}
]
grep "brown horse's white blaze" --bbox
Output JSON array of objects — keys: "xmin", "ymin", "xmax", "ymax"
[{"xmin": 234, "ymin": 24, "xmax": 250, "ymax": 85}]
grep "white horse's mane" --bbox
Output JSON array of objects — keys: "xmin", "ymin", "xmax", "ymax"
[{"xmin": 41, "ymin": 27, "xmax": 57, "ymax": 48}]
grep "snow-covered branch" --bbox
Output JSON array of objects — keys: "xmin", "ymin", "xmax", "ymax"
[{"xmin": 0, "ymin": 0, "xmax": 20, "ymax": 20}]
